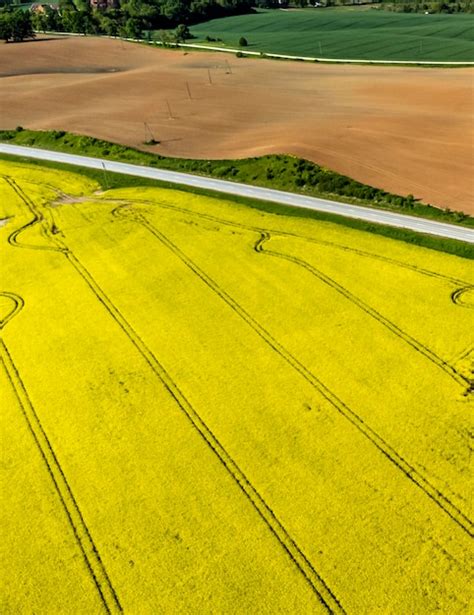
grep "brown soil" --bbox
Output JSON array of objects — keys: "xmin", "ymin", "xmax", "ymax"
[{"xmin": 1, "ymin": 36, "xmax": 473, "ymax": 212}]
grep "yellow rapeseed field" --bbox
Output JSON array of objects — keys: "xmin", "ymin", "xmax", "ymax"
[{"xmin": 1, "ymin": 159, "xmax": 473, "ymax": 614}]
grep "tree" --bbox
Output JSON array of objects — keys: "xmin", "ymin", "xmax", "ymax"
[
  {"xmin": 97, "ymin": 12, "xmax": 119, "ymax": 35},
  {"xmin": 58, "ymin": 0, "xmax": 75, "ymax": 10},
  {"xmin": 253, "ymin": 0, "xmax": 279, "ymax": 6},
  {"xmin": 158, "ymin": 28, "xmax": 173, "ymax": 45},
  {"xmin": 73, "ymin": 0, "xmax": 89, "ymax": 9},
  {"xmin": 174, "ymin": 23, "xmax": 190, "ymax": 41},
  {"xmin": 0, "ymin": 9, "xmax": 35, "ymax": 43},
  {"xmin": 0, "ymin": 11, "xmax": 12, "ymax": 40},
  {"xmin": 31, "ymin": 8, "xmax": 56, "ymax": 33},
  {"xmin": 61, "ymin": 8, "xmax": 86, "ymax": 34},
  {"xmin": 120, "ymin": 16, "xmax": 142, "ymax": 38},
  {"xmin": 161, "ymin": 0, "xmax": 188, "ymax": 23},
  {"xmin": 238, "ymin": 35, "xmax": 247, "ymax": 46}
]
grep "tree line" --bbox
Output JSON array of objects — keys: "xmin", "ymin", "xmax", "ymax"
[
  {"xmin": 0, "ymin": 0, "xmax": 253, "ymax": 41},
  {"xmin": 1, "ymin": 0, "xmax": 472, "ymax": 43},
  {"xmin": 254, "ymin": 0, "xmax": 473, "ymax": 9},
  {"xmin": 377, "ymin": 0, "xmax": 474, "ymax": 12}
]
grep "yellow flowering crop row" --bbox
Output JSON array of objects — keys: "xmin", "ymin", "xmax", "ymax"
[{"xmin": 1, "ymin": 161, "xmax": 472, "ymax": 614}]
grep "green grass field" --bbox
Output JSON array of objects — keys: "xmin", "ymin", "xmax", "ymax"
[
  {"xmin": 1, "ymin": 158, "xmax": 473, "ymax": 612},
  {"xmin": 190, "ymin": 8, "xmax": 474, "ymax": 62}
]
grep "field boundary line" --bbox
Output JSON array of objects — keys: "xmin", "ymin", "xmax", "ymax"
[
  {"xmin": 127, "ymin": 210, "xmax": 473, "ymax": 538},
  {"xmin": 7, "ymin": 176, "xmax": 344, "ymax": 613},
  {"xmin": 171, "ymin": 42, "xmax": 474, "ymax": 66},
  {"xmin": 34, "ymin": 32, "xmax": 474, "ymax": 66}
]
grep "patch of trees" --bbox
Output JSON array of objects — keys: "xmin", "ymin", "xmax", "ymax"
[
  {"xmin": 290, "ymin": 158, "xmax": 418, "ymax": 209},
  {"xmin": 26, "ymin": 0, "xmax": 253, "ymax": 39},
  {"xmin": 282, "ymin": 0, "xmax": 474, "ymax": 9},
  {"xmin": 0, "ymin": 9, "xmax": 35, "ymax": 41},
  {"xmin": 308, "ymin": 1, "xmax": 380, "ymax": 6},
  {"xmin": 378, "ymin": 0, "xmax": 474, "ymax": 12}
]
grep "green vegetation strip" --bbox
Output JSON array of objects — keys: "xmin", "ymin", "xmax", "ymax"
[
  {"xmin": 2, "ymin": 129, "xmax": 471, "ymax": 229},
  {"xmin": 190, "ymin": 9, "xmax": 474, "ymax": 63},
  {"xmin": 1, "ymin": 141, "xmax": 472, "ymax": 261}
]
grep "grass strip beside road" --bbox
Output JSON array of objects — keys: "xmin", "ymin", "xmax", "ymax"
[
  {"xmin": 2, "ymin": 129, "xmax": 471, "ymax": 230},
  {"xmin": 1, "ymin": 151, "xmax": 472, "ymax": 260}
]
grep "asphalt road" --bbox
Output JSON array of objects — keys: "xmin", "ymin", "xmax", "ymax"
[{"xmin": 1, "ymin": 144, "xmax": 473, "ymax": 244}]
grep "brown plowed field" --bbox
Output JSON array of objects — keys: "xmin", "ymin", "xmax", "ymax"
[{"xmin": 1, "ymin": 36, "xmax": 473, "ymax": 212}]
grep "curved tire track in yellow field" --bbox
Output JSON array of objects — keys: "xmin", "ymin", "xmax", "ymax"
[
  {"xmin": 254, "ymin": 232, "xmax": 471, "ymax": 391},
  {"xmin": 4, "ymin": 175, "xmax": 90, "ymax": 257},
  {"xmin": 5, "ymin": 179, "xmax": 345, "ymax": 613},
  {"xmin": 106, "ymin": 195, "xmax": 470, "ymax": 288},
  {"xmin": 3, "ymin": 177, "xmax": 66, "ymax": 254},
  {"xmin": 110, "ymin": 198, "xmax": 470, "ymax": 388},
  {"xmin": 117, "ymin": 196, "xmax": 473, "ymax": 391},
  {"xmin": 115, "ymin": 207, "xmax": 473, "ymax": 539},
  {"xmin": 0, "ymin": 291, "xmax": 24, "ymax": 328},
  {"xmin": 2, "ymin": 179, "xmax": 123, "ymax": 614},
  {"xmin": 451, "ymin": 286, "xmax": 474, "ymax": 310}
]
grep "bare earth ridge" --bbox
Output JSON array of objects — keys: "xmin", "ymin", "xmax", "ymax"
[{"xmin": 1, "ymin": 36, "xmax": 473, "ymax": 212}]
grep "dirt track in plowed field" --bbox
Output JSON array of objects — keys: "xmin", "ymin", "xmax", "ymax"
[{"xmin": 1, "ymin": 36, "xmax": 473, "ymax": 212}]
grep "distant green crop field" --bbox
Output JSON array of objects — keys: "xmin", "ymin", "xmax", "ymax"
[{"xmin": 190, "ymin": 9, "xmax": 474, "ymax": 62}]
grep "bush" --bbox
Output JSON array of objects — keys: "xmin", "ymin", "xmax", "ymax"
[
  {"xmin": 213, "ymin": 165, "xmax": 233, "ymax": 176},
  {"xmin": 239, "ymin": 36, "xmax": 248, "ymax": 47}
]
